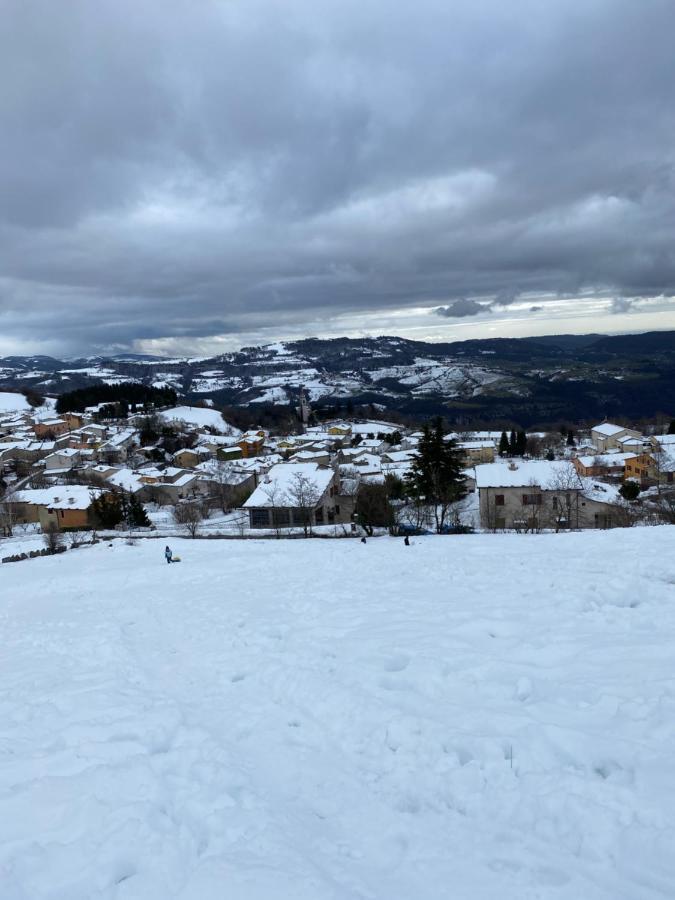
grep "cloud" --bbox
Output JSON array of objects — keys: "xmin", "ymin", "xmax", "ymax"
[
  {"xmin": 434, "ymin": 299, "xmax": 488, "ymax": 318},
  {"xmin": 2, "ymin": 0, "xmax": 675, "ymax": 354},
  {"xmin": 610, "ymin": 297, "xmax": 633, "ymax": 314}
]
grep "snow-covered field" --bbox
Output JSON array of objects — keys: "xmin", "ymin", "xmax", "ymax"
[
  {"xmin": 2, "ymin": 530, "xmax": 675, "ymax": 899},
  {"xmin": 0, "ymin": 391, "xmax": 30, "ymax": 413}
]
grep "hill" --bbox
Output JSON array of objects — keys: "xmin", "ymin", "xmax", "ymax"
[
  {"xmin": 2, "ymin": 530, "xmax": 674, "ymax": 898},
  {"xmin": 2, "ymin": 330, "xmax": 675, "ymax": 426}
]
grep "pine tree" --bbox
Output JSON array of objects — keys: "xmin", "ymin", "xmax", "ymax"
[
  {"xmin": 668, "ymin": 420, "xmax": 675, "ymax": 435},
  {"xmin": 91, "ymin": 492, "xmax": 124, "ymax": 529},
  {"xmin": 406, "ymin": 417, "xmax": 466, "ymax": 533},
  {"xmin": 566, "ymin": 429, "xmax": 576, "ymax": 447},
  {"xmin": 498, "ymin": 431, "xmax": 510, "ymax": 456},
  {"xmin": 127, "ymin": 494, "xmax": 150, "ymax": 528},
  {"xmin": 509, "ymin": 429, "xmax": 517, "ymax": 455},
  {"xmin": 516, "ymin": 430, "xmax": 527, "ymax": 456}
]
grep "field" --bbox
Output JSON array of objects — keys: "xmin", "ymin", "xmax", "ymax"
[{"xmin": 2, "ymin": 530, "xmax": 675, "ymax": 899}]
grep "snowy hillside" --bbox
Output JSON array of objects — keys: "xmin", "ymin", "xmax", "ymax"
[
  {"xmin": 0, "ymin": 390, "xmax": 30, "ymax": 413},
  {"xmin": 2, "ymin": 530, "xmax": 675, "ymax": 898}
]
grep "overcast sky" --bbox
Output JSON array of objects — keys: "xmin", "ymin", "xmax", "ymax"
[{"xmin": 2, "ymin": 0, "xmax": 675, "ymax": 357}]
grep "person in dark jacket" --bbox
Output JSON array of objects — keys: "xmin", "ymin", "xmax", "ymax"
[{"xmin": 165, "ymin": 545, "xmax": 173, "ymax": 564}]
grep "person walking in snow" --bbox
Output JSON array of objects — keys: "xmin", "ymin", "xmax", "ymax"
[
  {"xmin": 164, "ymin": 545, "xmax": 173, "ymax": 564},
  {"xmin": 404, "ymin": 535, "xmax": 410, "ymax": 546}
]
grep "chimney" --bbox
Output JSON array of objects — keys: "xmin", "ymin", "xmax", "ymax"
[{"xmin": 508, "ymin": 462, "xmax": 518, "ymax": 471}]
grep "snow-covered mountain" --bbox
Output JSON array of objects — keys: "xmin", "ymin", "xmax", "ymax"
[{"xmin": 2, "ymin": 331, "xmax": 675, "ymax": 426}]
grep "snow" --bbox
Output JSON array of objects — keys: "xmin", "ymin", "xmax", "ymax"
[
  {"xmin": 243, "ymin": 462, "xmax": 334, "ymax": 507},
  {"xmin": 475, "ymin": 460, "xmax": 579, "ymax": 489},
  {"xmin": 2, "ymin": 530, "xmax": 675, "ymax": 898},
  {"xmin": 14, "ymin": 485, "xmax": 104, "ymax": 509},
  {"xmin": 591, "ymin": 422, "xmax": 628, "ymax": 437},
  {"xmin": 0, "ymin": 391, "xmax": 30, "ymax": 413},
  {"xmin": 159, "ymin": 406, "xmax": 240, "ymax": 436}
]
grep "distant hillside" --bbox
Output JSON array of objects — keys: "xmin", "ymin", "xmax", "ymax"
[{"xmin": 2, "ymin": 330, "xmax": 674, "ymax": 428}]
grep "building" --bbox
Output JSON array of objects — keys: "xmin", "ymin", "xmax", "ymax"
[
  {"xmin": 572, "ymin": 452, "xmax": 635, "ymax": 478},
  {"xmin": 475, "ymin": 460, "xmax": 618, "ymax": 530},
  {"xmin": 243, "ymin": 462, "xmax": 346, "ymax": 529},
  {"xmin": 11, "ymin": 486, "xmax": 105, "ymax": 531},
  {"xmin": 590, "ymin": 422, "xmax": 641, "ymax": 453}
]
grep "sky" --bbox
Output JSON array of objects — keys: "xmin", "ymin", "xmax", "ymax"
[{"xmin": 1, "ymin": 0, "xmax": 675, "ymax": 358}]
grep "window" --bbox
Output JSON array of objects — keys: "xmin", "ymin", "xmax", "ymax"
[
  {"xmin": 495, "ymin": 494, "xmax": 505, "ymax": 506},
  {"xmin": 334, "ymin": 504, "xmax": 340, "ymax": 514},
  {"xmin": 272, "ymin": 508, "xmax": 290, "ymax": 527},
  {"xmin": 315, "ymin": 508, "xmax": 324, "ymax": 524},
  {"xmin": 522, "ymin": 494, "xmax": 542, "ymax": 506},
  {"xmin": 250, "ymin": 509, "xmax": 269, "ymax": 528}
]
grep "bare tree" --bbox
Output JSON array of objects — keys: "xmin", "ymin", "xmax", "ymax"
[
  {"xmin": 43, "ymin": 522, "xmax": 64, "ymax": 554},
  {"xmin": 287, "ymin": 472, "xmax": 321, "ymax": 537},
  {"xmin": 261, "ymin": 479, "xmax": 287, "ymax": 537},
  {"xmin": 206, "ymin": 459, "xmax": 236, "ymax": 513},
  {"xmin": 546, "ymin": 464, "xmax": 581, "ymax": 531},
  {"xmin": 173, "ymin": 498, "xmax": 203, "ymax": 538},
  {"xmin": 0, "ymin": 485, "xmax": 17, "ymax": 537}
]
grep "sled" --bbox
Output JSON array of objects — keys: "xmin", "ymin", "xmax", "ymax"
[{"xmin": 171, "ymin": 556, "xmax": 182, "ymax": 563}]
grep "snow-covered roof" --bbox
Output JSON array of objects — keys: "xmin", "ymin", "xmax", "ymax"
[
  {"xmin": 575, "ymin": 452, "xmax": 636, "ymax": 467},
  {"xmin": 106, "ymin": 469, "xmax": 144, "ymax": 492},
  {"xmin": 14, "ymin": 486, "xmax": 104, "ymax": 509},
  {"xmin": 591, "ymin": 422, "xmax": 628, "ymax": 437},
  {"xmin": 244, "ymin": 463, "xmax": 334, "ymax": 508},
  {"xmin": 475, "ymin": 460, "xmax": 581, "ymax": 490}
]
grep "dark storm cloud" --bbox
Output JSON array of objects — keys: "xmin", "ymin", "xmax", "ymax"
[
  {"xmin": 2, "ymin": 0, "xmax": 675, "ymax": 353},
  {"xmin": 435, "ymin": 299, "xmax": 488, "ymax": 319}
]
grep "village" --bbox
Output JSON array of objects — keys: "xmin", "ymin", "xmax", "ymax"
[{"xmin": 1, "ymin": 388, "xmax": 674, "ymax": 551}]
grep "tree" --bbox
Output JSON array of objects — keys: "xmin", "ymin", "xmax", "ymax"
[
  {"xmin": 43, "ymin": 523, "xmax": 64, "ymax": 554},
  {"xmin": 509, "ymin": 429, "xmax": 517, "ymax": 455},
  {"xmin": 91, "ymin": 492, "xmax": 124, "ymax": 529},
  {"xmin": 515, "ymin": 430, "xmax": 527, "ymax": 456},
  {"xmin": 546, "ymin": 464, "xmax": 581, "ymax": 531},
  {"xmin": 206, "ymin": 459, "xmax": 236, "ymax": 513},
  {"xmin": 287, "ymin": 472, "xmax": 321, "ymax": 537},
  {"xmin": 668, "ymin": 420, "xmax": 675, "ymax": 435},
  {"xmin": 173, "ymin": 498, "xmax": 203, "ymax": 538},
  {"xmin": 498, "ymin": 431, "xmax": 510, "ymax": 456},
  {"xmin": 0, "ymin": 484, "xmax": 17, "ymax": 537},
  {"xmin": 619, "ymin": 480, "xmax": 640, "ymax": 501},
  {"xmin": 406, "ymin": 418, "xmax": 466, "ymax": 533},
  {"xmin": 356, "ymin": 482, "xmax": 395, "ymax": 536},
  {"xmin": 125, "ymin": 493, "xmax": 150, "ymax": 527},
  {"xmin": 566, "ymin": 429, "xmax": 576, "ymax": 448}
]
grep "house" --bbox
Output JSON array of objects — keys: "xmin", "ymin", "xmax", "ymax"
[
  {"xmin": 243, "ymin": 462, "xmax": 346, "ymax": 529},
  {"xmin": 288, "ymin": 449, "xmax": 331, "ymax": 466},
  {"xmin": 326, "ymin": 422, "xmax": 353, "ymax": 438},
  {"xmin": 33, "ymin": 418, "xmax": 69, "ymax": 439},
  {"xmin": 624, "ymin": 453, "xmax": 659, "ymax": 484},
  {"xmin": 11, "ymin": 486, "xmax": 105, "ymax": 531},
  {"xmin": 43, "ymin": 447, "xmax": 83, "ymax": 471},
  {"xmin": 475, "ymin": 460, "xmax": 619, "ymax": 530},
  {"xmin": 572, "ymin": 452, "xmax": 635, "ymax": 478},
  {"xmin": 590, "ymin": 422, "xmax": 641, "ymax": 452},
  {"xmin": 237, "ymin": 431, "xmax": 265, "ymax": 458},
  {"xmin": 171, "ymin": 446, "xmax": 212, "ymax": 468},
  {"xmin": 455, "ymin": 440, "xmax": 496, "ymax": 466}
]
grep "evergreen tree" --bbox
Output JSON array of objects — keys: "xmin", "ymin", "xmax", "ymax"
[
  {"xmin": 516, "ymin": 430, "xmax": 527, "ymax": 456},
  {"xmin": 498, "ymin": 431, "xmax": 510, "ymax": 456},
  {"xmin": 406, "ymin": 417, "xmax": 466, "ymax": 533},
  {"xmin": 91, "ymin": 492, "xmax": 124, "ymax": 529},
  {"xmin": 509, "ymin": 429, "xmax": 517, "ymax": 455},
  {"xmin": 668, "ymin": 420, "xmax": 675, "ymax": 435},
  {"xmin": 126, "ymin": 493, "xmax": 151, "ymax": 528},
  {"xmin": 566, "ymin": 429, "xmax": 576, "ymax": 447}
]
